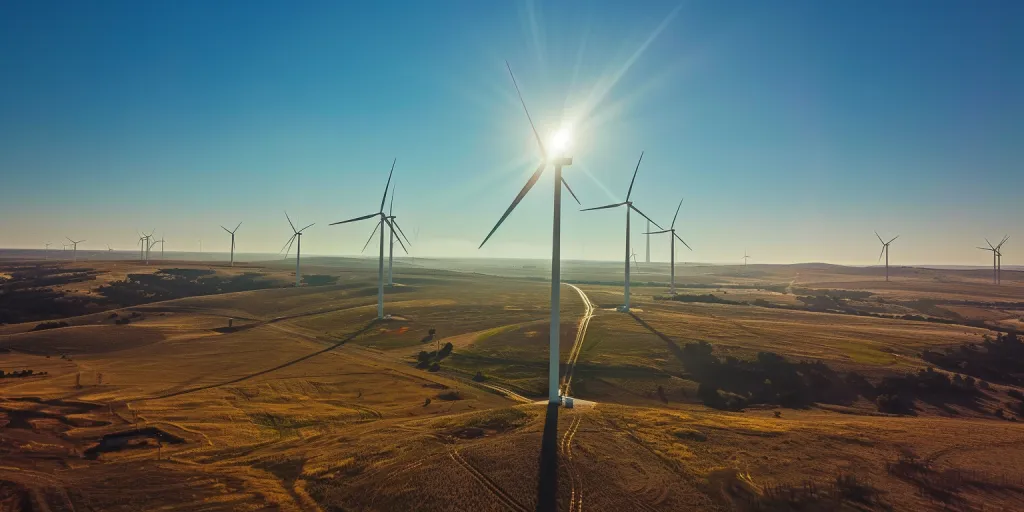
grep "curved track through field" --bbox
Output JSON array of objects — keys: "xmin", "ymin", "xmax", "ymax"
[
  {"xmin": 562, "ymin": 284, "xmax": 595, "ymax": 397},
  {"xmin": 449, "ymin": 446, "xmax": 528, "ymax": 512}
]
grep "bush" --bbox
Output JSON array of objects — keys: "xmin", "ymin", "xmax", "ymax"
[
  {"xmin": 417, "ymin": 351, "xmax": 430, "ymax": 363},
  {"xmin": 32, "ymin": 321, "xmax": 69, "ymax": 331},
  {"xmin": 1008, "ymin": 389, "xmax": 1024, "ymax": 401},
  {"xmin": 472, "ymin": 371, "xmax": 486, "ymax": 382},
  {"xmin": 877, "ymin": 393, "xmax": 913, "ymax": 414},
  {"xmin": 428, "ymin": 362, "xmax": 440, "ymax": 372},
  {"xmin": 437, "ymin": 342, "xmax": 453, "ymax": 359}
]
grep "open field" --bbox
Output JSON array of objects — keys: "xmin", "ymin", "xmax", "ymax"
[{"xmin": 3, "ymin": 256, "xmax": 1024, "ymax": 510}]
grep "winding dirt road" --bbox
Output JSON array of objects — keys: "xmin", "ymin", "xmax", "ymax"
[{"xmin": 562, "ymin": 284, "xmax": 595, "ymax": 397}]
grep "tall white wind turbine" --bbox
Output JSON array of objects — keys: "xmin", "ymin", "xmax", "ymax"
[
  {"xmin": 281, "ymin": 212, "xmax": 314, "ymax": 287},
  {"xmin": 385, "ymin": 185, "xmax": 412, "ymax": 286},
  {"xmin": 330, "ymin": 160, "xmax": 401, "ymax": 320},
  {"xmin": 220, "ymin": 222, "xmax": 242, "ymax": 267},
  {"xmin": 644, "ymin": 197, "xmax": 692, "ymax": 294},
  {"xmin": 478, "ymin": 62, "xmax": 582, "ymax": 405},
  {"xmin": 875, "ymin": 232, "xmax": 898, "ymax": 282},
  {"xmin": 44, "ymin": 242, "xmax": 51, "ymax": 260},
  {"xmin": 66, "ymin": 237, "xmax": 85, "ymax": 263},
  {"xmin": 581, "ymin": 152, "xmax": 663, "ymax": 312}
]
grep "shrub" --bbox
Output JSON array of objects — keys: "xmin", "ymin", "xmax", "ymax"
[
  {"xmin": 416, "ymin": 351, "xmax": 430, "ymax": 363},
  {"xmin": 428, "ymin": 362, "xmax": 440, "ymax": 372},
  {"xmin": 437, "ymin": 390, "xmax": 462, "ymax": 401},
  {"xmin": 877, "ymin": 393, "xmax": 913, "ymax": 414},
  {"xmin": 472, "ymin": 372, "xmax": 486, "ymax": 382},
  {"xmin": 437, "ymin": 342, "xmax": 453, "ymax": 359},
  {"xmin": 1008, "ymin": 389, "xmax": 1024, "ymax": 401},
  {"xmin": 32, "ymin": 321, "xmax": 70, "ymax": 331}
]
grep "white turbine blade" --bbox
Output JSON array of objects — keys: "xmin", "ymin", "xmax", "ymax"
[
  {"xmin": 673, "ymin": 231, "xmax": 693, "ymax": 251},
  {"xmin": 878, "ymin": 246, "xmax": 885, "ymax": 262},
  {"xmin": 644, "ymin": 229, "xmax": 671, "ymax": 235},
  {"xmin": 629, "ymin": 204, "xmax": 664, "ymax": 230},
  {"xmin": 671, "ymin": 197, "xmax": 684, "ymax": 229},
  {"xmin": 506, "ymin": 61, "xmax": 546, "ymax": 158},
  {"xmin": 329, "ymin": 212, "xmax": 378, "ymax": 226},
  {"xmin": 625, "ymin": 151, "xmax": 644, "ymax": 201},
  {"xmin": 285, "ymin": 211, "xmax": 297, "ymax": 233},
  {"xmin": 280, "ymin": 234, "xmax": 297, "ymax": 256},
  {"xmin": 221, "ymin": 225, "xmax": 231, "ymax": 234},
  {"xmin": 986, "ymin": 238, "xmax": 995, "ymax": 250},
  {"xmin": 361, "ymin": 221, "xmax": 381, "ymax": 253},
  {"xmin": 888, "ymin": 235, "xmax": 899, "ymax": 244},
  {"xmin": 561, "ymin": 177, "xmax": 581, "ymax": 205},
  {"xmin": 875, "ymin": 231, "xmax": 884, "ymax": 244},
  {"xmin": 580, "ymin": 201, "xmax": 626, "ymax": 212},
  {"xmin": 389, "ymin": 183, "xmax": 396, "ymax": 216},
  {"xmin": 386, "ymin": 218, "xmax": 409, "ymax": 254},
  {"xmin": 479, "ymin": 161, "xmax": 547, "ymax": 249},
  {"xmin": 380, "ymin": 159, "xmax": 395, "ymax": 213},
  {"xmin": 393, "ymin": 220, "xmax": 412, "ymax": 246},
  {"xmin": 298, "ymin": 223, "xmax": 315, "ymax": 233},
  {"xmin": 233, "ymin": 221, "xmax": 242, "ymax": 233}
]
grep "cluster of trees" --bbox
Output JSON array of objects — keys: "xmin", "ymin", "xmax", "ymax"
[
  {"xmin": 682, "ymin": 341, "xmax": 852, "ymax": 411},
  {"xmin": 922, "ymin": 332, "xmax": 1024, "ymax": 386},
  {"xmin": 0, "ymin": 369, "xmax": 46, "ymax": 378},
  {"xmin": 31, "ymin": 320, "xmax": 70, "ymax": 331},
  {"xmin": 0, "ymin": 264, "xmax": 103, "ymax": 324},
  {"xmin": 97, "ymin": 269, "xmax": 278, "ymax": 306},
  {"xmin": 416, "ymin": 337, "xmax": 453, "ymax": 372}
]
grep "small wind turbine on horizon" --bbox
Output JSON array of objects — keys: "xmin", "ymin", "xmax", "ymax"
[
  {"xmin": 743, "ymin": 251, "xmax": 751, "ymax": 274},
  {"xmin": 44, "ymin": 242, "xmax": 51, "ymax": 260},
  {"xmin": 155, "ymin": 236, "xmax": 166, "ymax": 260},
  {"xmin": 978, "ymin": 236, "xmax": 1009, "ymax": 285},
  {"xmin": 875, "ymin": 231, "xmax": 899, "ymax": 282},
  {"xmin": 644, "ymin": 197, "xmax": 692, "ymax": 294},
  {"xmin": 281, "ymin": 212, "xmax": 314, "ymax": 287},
  {"xmin": 581, "ymin": 152, "xmax": 662, "ymax": 312},
  {"xmin": 330, "ymin": 159, "xmax": 399, "ymax": 320},
  {"xmin": 220, "ymin": 222, "xmax": 242, "ymax": 267},
  {"xmin": 478, "ymin": 61, "xmax": 582, "ymax": 406},
  {"xmin": 66, "ymin": 237, "xmax": 85, "ymax": 263}
]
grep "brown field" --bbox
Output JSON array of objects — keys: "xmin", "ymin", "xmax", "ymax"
[{"xmin": 3, "ymin": 257, "xmax": 1024, "ymax": 511}]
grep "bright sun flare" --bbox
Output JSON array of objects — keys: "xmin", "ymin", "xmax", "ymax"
[{"xmin": 549, "ymin": 125, "xmax": 573, "ymax": 155}]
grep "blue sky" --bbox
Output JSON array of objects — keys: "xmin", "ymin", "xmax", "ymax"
[{"xmin": 1, "ymin": 1, "xmax": 1021, "ymax": 265}]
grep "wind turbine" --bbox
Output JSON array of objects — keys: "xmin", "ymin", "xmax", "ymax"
[
  {"xmin": 198, "ymin": 240, "xmax": 203, "ymax": 260},
  {"xmin": 644, "ymin": 197, "xmax": 692, "ymax": 294},
  {"xmin": 147, "ymin": 235, "xmax": 158, "ymax": 264},
  {"xmin": 875, "ymin": 232, "xmax": 898, "ymax": 282},
  {"xmin": 743, "ymin": 251, "xmax": 751, "ymax": 272},
  {"xmin": 106, "ymin": 244, "xmax": 114, "ymax": 254},
  {"xmin": 631, "ymin": 248, "xmax": 640, "ymax": 274},
  {"xmin": 478, "ymin": 61, "xmax": 582, "ymax": 405},
  {"xmin": 155, "ymin": 236, "xmax": 166, "ymax": 260},
  {"xmin": 978, "ymin": 243, "xmax": 997, "ymax": 285},
  {"xmin": 220, "ymin": 222, "xmax": 242, "ymax": 267},
  {"xmin": 385, "ymin": 185, "xmax": 413, "ymax": 286},
  {"xmin": 44, "ymin": 242, "xmax": 51, "ymax": 260},
  {"xmin": 978, "ymin": 236, "xmax": 1009, "ymax": 285},
  {"xmin": 281, "ymin": 212, "xmax": 314, "ymax": 287},
  {"xmin": 581, "ymin": 152, "xmax": 663, "ymax": 312},
  {"xmin": 329, "ymin": 159, "xmax": 402, "ymax": 320},
  {"xmin": 65, "ymin": 238, "xmax": 85, "ymax": 263}
]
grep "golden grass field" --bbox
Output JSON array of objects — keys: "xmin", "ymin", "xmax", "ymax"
[{"xmin": 2, "ymin": 257, "xmax": 1024, "ymax": 510}]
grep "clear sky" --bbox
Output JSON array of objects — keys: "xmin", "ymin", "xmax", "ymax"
[{"xmin": 1, "ymin": 1, "xmax": 1021, "ymax": 265}]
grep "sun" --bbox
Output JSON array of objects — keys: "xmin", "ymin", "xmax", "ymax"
[{"xmin": 549, "ymin": 125, "xmax": 574, "ymax": 156}]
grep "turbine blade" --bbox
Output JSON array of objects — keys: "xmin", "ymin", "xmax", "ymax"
[
  {"xmin": 66, "ymin": 236, "xmax": 73, "ymax": 243},
  {"xmin": 393, "ymin": 220, "xmax": 412, "ymax": 246},
  {"xmin": 506, "ymin": 61, "xmax": 546, "ymax": 158},
  {"xmin": 888, "ymin": 235, "xmax": 899, "ymax": 244},
  {"xmin": 380, "ymin": 158, "xmax": 395, "ymax": 213},
  {"xmin": 629, "ymin": 204, "xmax": 664, "ymax": 230},
  {"xmin": 299, "ymin": 223, "xmax": 315, "ymax": 232},
  {"xmin": 875, "ymin": 231, "xmax": 884, "ymax": 244},
  {"xmin": 329, "ymin": 212, "xmax": 378, "ymax": 226},
  {"xmin": 389, "ymin": 184, "xmax": 396, "ymax": 216},
  {"xmin": 671, "ymin": 197, "xmax": 684, "ymax": 229},
  {"xmin": 878, "ymin": 246, "xmax": 885, "ymax": 262},
  {"xmin": 234, "ymin": 221, "xmax": 242, "ymax": 233},
  {"xmin": 673, "ymin": 232, "xmax": 693, "ymax": 251},
  {"xmin": 285, "ymin": 211, "xmax": 296, "ymax": 233},
  {"xmin": 221, "ymin": 225, "xmax": 231, "ymax": 234},
  {"xmin": 644, "ymin": 229, "xmax": 671, "ymax": 235},
  {"xmin": 625, "ymin": 151, "xmax": 644, "ymax": 201},
  {"xmin": 580, "ymin": 201, "xmax": 626, "ymax": 212},
  {"xmin": 479, "ymin": 161, "xmax": 547, "ymax": 249},
  {"xmin": 561, "ymin": 177, "xmax": 581, "ymax": 205},
  {"xmin": 986, "ymin": 238, "xmax": 995, "ymax": 250},
  {"xmin": 281, "ymin": 234, "xmax": 297, "ymax": 258},
  {"xmin": 361, "ymin": 221, "xmax": 381, "ymax": 253},
  {"xmin": 386, "ymin": 218, "xmax": 410, "ymax": 254}
]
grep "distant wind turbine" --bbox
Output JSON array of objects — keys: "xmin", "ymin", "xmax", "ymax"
[
  {"xmin": 44, "ymin": 242, "xmax": 51, "ymax": 260},
  {"xmin": 631, "ymin": 248, "xmax": 640, "ymax": 273},
  {"xmin": 644, "ymin": 197, "xmax": 692, "ymax": 294},
  {"xmin": 281, "ymin": 212, "xmax": 314, "ymax": 287},
  {"xmin": 978, "ymin": 236, "xmax": 1009, "ymax": 285},
  {"xmin": 330, "ymin": 159, "xmax": 398, "ymax": 319},
  {"xmin": 220, "ymin": 222, "xmax": 242, "ymax": 267},
  {"xmin": 875, "ymin": 232, "xmax": 898, "ymax": 282},
  {"xmin": 155, "ymin": 236, "xmax": 166, "ymax": 260},
  {"xmin": 645, "ymin": 219, "xmax": 651, "ymax": 263},
  {"xmin": 478, "ymin": 61, "xmax": 582, "ymax": 405},
  {"xmin": 385, "ymin": 185, "xmax": 412, "ymax": 286},
  {"xmin": 581, "ymin": 152, "xmax": 662, "ymax": 312},
  {"xmin": 66, "ymin": 237, "xmax": 85, "ymax": 263},
  {"xmin": 743, "ymin": 251, "xmax": 751, "ymax": 271}
]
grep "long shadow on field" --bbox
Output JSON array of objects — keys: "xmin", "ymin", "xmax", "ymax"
[
  {"xmin": 535, "ymin": 402, "xmax": 559, "ymax": 512},
  {"xmin": 144, "ymin": 321, "xmax": 377, "ymax": 400}
]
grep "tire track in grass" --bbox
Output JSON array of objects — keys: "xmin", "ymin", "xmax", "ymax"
[
  {"xmin": 448, "ymin": 446, "xmax": 528, "ymax": 512},
  {"xmin": 560, "ymin": 412, "xmax": 584, "ymax": 512}
]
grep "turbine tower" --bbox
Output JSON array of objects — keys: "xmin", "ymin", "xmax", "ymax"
[
  {"xmin": 384, "ymin": 185, "xmax": 412, "ymax": 286},
  {"xmin": 65, "ymin": 237, "xmax": 85, "ymax": 263},
  {"xmin": 875, "ymin": 232, "xmax": 898, "ymax": 282},
  {"xmin": 220, "ymin": 222, "xmax": 242, "ymax": 267},
  {"xmin": 155, "ymin": 236, "xmax": 166, "ymax": 260},
  {"xmin": 330, "ymin": 159, "xmax": 404, "ymax": 320},
  {"xmin": 646, "ymin": 219, "xmax": 651, "ymax": 263},
  {"xmin": 44, "ymin": 242, "xmax": 51, "ymax": 260},
  {"xmin": 281, "ymin": 212, "xmax": 314, "ymax": 287},
  {"xmin": 581, "ymin": 152, "xmax": 662, "ymax": 312},
  {"xmin": 478, "ymin": 61, "xmax": 582, "ymax": 405},
  {"xmin": 644, "ymin": 197, "xmax": 692, "ymax": 294},
  {"xmin": 978, "ymin": 236, "xmax": 1009, "ymax": 285}
]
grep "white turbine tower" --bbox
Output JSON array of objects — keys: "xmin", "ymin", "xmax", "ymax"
[
  {"xmin": 66, "ymin": 237, "xmax": 85, "ymax": 263},
  {"xmin": 478, "ymin": 62, "xmax": 582, "ymax": 405},
  {"xmin": 581, "ymin": 152, "xmax": 663, "ymax": 312},
  {"xmin": 44, "ymin": 242, "xmax": 51, "ymax": 260},
  {"xmin": 281, "ymin": 212, "xmax": 314, "ymax": 287},
  {"xmin": 384, "ymin": 185, "xmax": 413, "ymax": 286},
  {"xmin": 220, "ymin": 222, "xmax": 242, "ymax": 267},
  {"xmin": 646, "ymin": 219, "xmax": 651, "ymax": 263},
  {"xmin": 330, "ymin": 160, "xmax": 402, "ymax": 320},
  {"xmin": 978, "ymin": 236, "xmax": 1009, "ymax": 285},
  {"xmin": 875, "ymin": 232, "xmax": 898, "ymax": 282},
  {"xmin": 644, "ymin": 197, "xmax": 692, "ymax": 294},
  {"xmin": 155, "ymin": 236, "xmax": 166, "ymax": 260}
]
